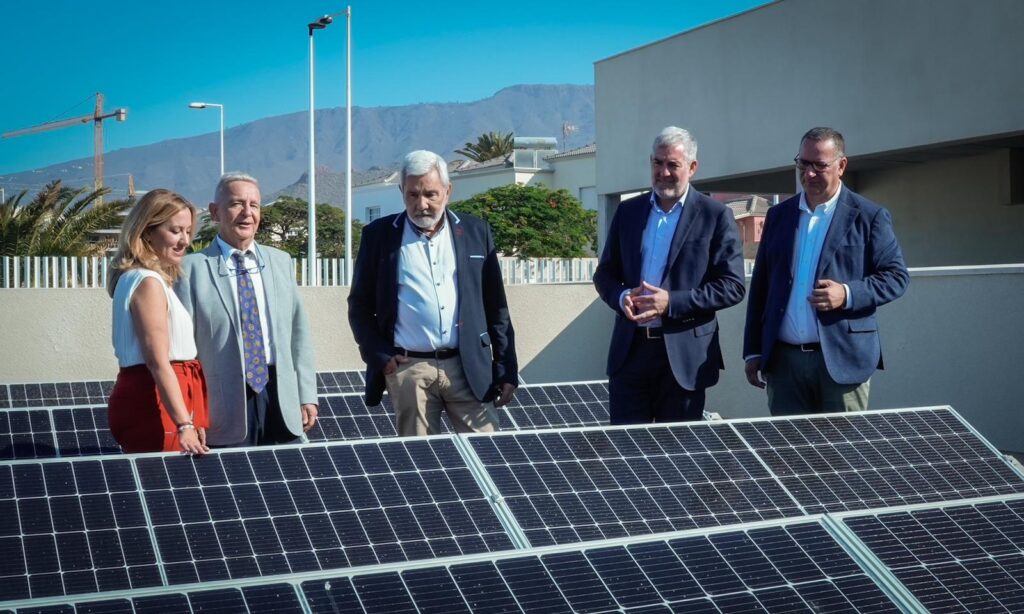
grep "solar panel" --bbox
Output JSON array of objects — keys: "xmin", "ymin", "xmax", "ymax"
[
  {"xmin": 134, "ymin": 438, "xmax": 515, "ymax": 587},
  {"xmin": 306, "ymin": 394, "xmax": 399, "ymax": 442},
  {"xmin": 733, "ymin": 408, "xmax": 1024, "ymax": 513},
  {"xmin": 0, "ymin": 406, "xmax": 121, "ymax": 461},
  {"xmin": 468, "ymin": 423, "xmax": 803, "ymax": 547},
  {"xmin": 502, "ymin": 381, "xmax": 609, "ymax": 430},
  {"xmin": 316, "ymin": 370, "xmax": 365, "ymax": 395},
  {"xmin": 0, "ymin": 582, "xmax": 306, "ymax": 614},
  {"xmin": 2, "ymin": 382, "xmax": 112, "ymax": 409},
  {"xmin": 0, "ymin": 369, "xmax": 364, "ymax": 410},
  {"xmin": 0, "ymin": 458, "xmax": 163, "ymax": 603},
  {"xmin": 300, "ymin": 520, "xmax": 902, "ymax": 613},
  {"xmin": 842, "ymin": 495, "xmax": 1024, "ymax": 613}
]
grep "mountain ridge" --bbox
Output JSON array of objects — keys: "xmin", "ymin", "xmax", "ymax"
[{"xmin": 0, "ymin": 84, "xmax": 594, "ymax": 206}]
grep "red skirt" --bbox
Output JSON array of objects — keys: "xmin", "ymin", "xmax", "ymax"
[{"xmin": 108, "ymin": 360, "xmax": 210, "ymax": 453}]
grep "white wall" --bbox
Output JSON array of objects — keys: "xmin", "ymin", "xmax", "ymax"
[
  {"xmin": 3, "ymin": 267, "xmax": 1023, "ymax": 451},
  {"xmin": 549, "ymin": 155, "xmax": 596, "ymax": 205},
  {"xmin": 854, "ymin": 151, "xmax": 1024, "ymax": 267},
  {"xmin": 595, "ymin": 0, "xmax": 1024, "ymax": 195},
  {"xmin": 351, "ymin": 182, "xmax": 403, "ymax": 223}
]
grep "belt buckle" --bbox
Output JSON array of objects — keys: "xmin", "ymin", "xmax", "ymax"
[
  {"xmin": 799, "ymin": 343, "xmax": 815, "ymax": 352},
  {"xmin": 644, "ymin": 327, "xmax": 662, "ymax": 340}
]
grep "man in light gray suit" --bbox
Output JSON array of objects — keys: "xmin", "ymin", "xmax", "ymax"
[{"xmin": 176, "ymin": 173, "xmax": 318, "ymax": 446}]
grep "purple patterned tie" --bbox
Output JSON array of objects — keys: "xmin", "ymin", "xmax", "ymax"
[{"xmin": 233, "ymin": 252, "xmax": 268, "ymax": 393}]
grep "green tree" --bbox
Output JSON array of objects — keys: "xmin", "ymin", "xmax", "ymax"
[
  {"xmin": 451, "ymin": 184, "xmax": 596, "ymax": 258},
  {"xmin": 455, "ymin": 131, "xmax": 514, "ymax": 163},
  {"xmin": 0, "ymin": 180, "xmax": 131, "ymax": 257},
  {"xmin": 255, "ymin": 196, "xmax": 362, "ymax": 258}
]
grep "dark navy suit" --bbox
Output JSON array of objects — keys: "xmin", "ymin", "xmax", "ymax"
[
  {"xmin": 743, "ymin": 187, "xmax": 909, "ymax": 386},
  {"xmin": 594, "ymin": 190, "xmax": 745, "ymax": 422},
  {"xmin": 348, "ymin": 210, "xmax": 518, "ymax": 407}
]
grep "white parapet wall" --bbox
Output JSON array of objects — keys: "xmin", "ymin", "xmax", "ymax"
[{"xmin": 1, "ymin": 266, "xmax": 1022, "ymax": 452}]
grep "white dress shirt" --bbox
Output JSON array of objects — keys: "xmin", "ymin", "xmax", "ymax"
[
  {"xmin": 215, "ymin": 236, "xmax": 275, "ymax": 365},
  {"xmin": 620, "ymin": 188, "xmax": 688, "ymax": 328},
  {"xmin": 394, "ymin": 217, "xmax": 460, "ymax": 352},
  {"xmin": 778, "ymin": 185, "xmax": 847, "ymax": 345}
]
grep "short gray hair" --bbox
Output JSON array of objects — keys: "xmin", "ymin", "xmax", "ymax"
[
  {"xmin": 214, "ymin": 172, "xmax": 259, "ymax": 204},
  {"xmin": 801, "ymin": 127, "xmax": 846, "ymax": 157},
  {"xmin": 400, "ymin": 150, "xmax": 449, "ymax": 188},
  {"xmin": 652, "ymin": 126, "xmax": 698, "ymax": 161}
]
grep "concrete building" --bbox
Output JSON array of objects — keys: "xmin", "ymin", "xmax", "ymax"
[{"xmin": 594, "ymin": 0, "xmax": 1024, "ymax": 266}]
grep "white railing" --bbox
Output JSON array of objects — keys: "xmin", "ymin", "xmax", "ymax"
[{"xmin": 2, "ymin": 255, "xmax": 601, "ymax": 288}]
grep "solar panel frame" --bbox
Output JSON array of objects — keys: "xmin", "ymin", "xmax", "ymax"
[
  {"xmin": 131, "ymin": 437, "xmax": 517, "ymax": 587},
  {"xmin": 0, "ymin": 457, "xmax": 164, "ymax": 604},
  {"xmin": 315, "ymin": 370, "xmax": 366, "ymax": 395},
  {"xmin": 0, "ymin": 517, "xmax": 910, "ymax": 613},
  {"xmin": 500, "ymin": 380, "xmax": 610, "ymax": 430},
  {"xmin": 836, "ymin": 493, "xmax": 1024, "ymax": 614},
  {"xmin": 729, "ymin": 406, "xmax": 1024, "ymax": 515},
  {"xmin": 463, "ymin": 422, "xmax": 805, "ymax": 548},
  {"xmin": 1, "ymin": 382, "xmax": 113, "ymax": 409}
]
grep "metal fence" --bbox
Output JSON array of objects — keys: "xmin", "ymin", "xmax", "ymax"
[{"xmin": 1, "ymin": 255, "xmax": 601, "ymax": 288}]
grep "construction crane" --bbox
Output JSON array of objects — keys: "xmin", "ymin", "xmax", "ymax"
[{"xmin": 2, "ymin": 92, "xmax": 127, "ymax": 198}]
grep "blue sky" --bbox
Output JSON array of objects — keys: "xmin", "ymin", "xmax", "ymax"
[{"xmin": 0, "ymin": 0, "xmax": 769, "ymax": 176}]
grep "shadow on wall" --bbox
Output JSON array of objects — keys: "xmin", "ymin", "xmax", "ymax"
[{"xmin": 520, "ymin": 298, "xmax": 611, "ymax": 384}]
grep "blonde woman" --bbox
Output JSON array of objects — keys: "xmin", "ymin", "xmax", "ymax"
[{"xmin": 107, "ymin": 189, "xmax": 209, "ymax": 455}]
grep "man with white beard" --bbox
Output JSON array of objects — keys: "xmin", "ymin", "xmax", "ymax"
[{"xmin": 348, "ymin": 150, "xmax": 518, "ymax": 436}]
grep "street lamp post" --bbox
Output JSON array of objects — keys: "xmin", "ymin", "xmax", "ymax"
[
  {"xmin": 188, "ymin": 102, "xmax": 225, "ymax": 176},
  {"xmin": 307, "ymin": 8, "xmax": 352, "ymax": 287}
]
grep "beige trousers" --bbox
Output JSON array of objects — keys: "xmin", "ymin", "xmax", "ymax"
[{"xmin": 384, "ymin": 356, "xmax": 499, "ymax": 436}]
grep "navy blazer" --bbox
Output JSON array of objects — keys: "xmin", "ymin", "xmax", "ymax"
[
  {"xmin": 348, "ymin": 210, "xmax": 518, "ymax": 406},
  {"xmin": 593, "ymin": 190, "xmax": 746, "ymax": 391},
  {"xmin": 743, "ymin": 187, "xmax": 909, "ymax": 385}
]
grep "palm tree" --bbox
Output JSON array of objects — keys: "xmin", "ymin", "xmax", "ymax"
[
  {"xmin": 455, "ymin": 131, "xmax": 515, "ymax": 163},
  {"xmin": 0, "ymin": 180, "xmax": 132, "ymax": 257}
]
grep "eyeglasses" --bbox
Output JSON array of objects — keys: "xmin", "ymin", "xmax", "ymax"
[
  {"xmin": 217, "ymin": 251, "xmax": 267, "ymax": 278},
  {"xmin": 793, "ymin": 156, "xmax": 842, "ymax": 173}
]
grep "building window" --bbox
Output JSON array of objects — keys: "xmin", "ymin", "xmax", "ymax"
[{"xmin": 366, "ymin": 206, "xmax": 381, "ymax": 222}]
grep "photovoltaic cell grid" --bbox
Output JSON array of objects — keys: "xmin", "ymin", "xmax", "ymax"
[
  {"xmin": 0, "ymin": 459, "xmax": 163, "ymax": 603},
  {"xmin": 0, "ymin": 582, "xmax": 305, "ymax": 614},
  {"xmin": 306, "ymin": 394, "xmax": 399, "ymax": 442},
  {"xmin": 301, "ymin": 522, "xmax": 902, "ymax": 613},
  {"xmin": 134, "ymin": 438, "xmax": 515, "ymax": 588},
  {"xmin": 733, "ymin": 409, "xmax": 1024, "ymax": 514},
  {"xmin": 0, "ymin": 438, "xmax": 515, "ymax": 604},
  {"xmin": 0, "ymin": 381, "xmax": 112, "ymax": 409},
  {"xmin": 469, "ymin": 423, "xmax": 804, "ymax": 547},
  {"xmin": 844, "ymin": 497, "xmax": 1024, "ymax": 614},
  {"xmin": 502, "ymin": 381, "xmax": 609, "ymax": 429},
  {"xmin": 0, "ymin": 406, "xmax": 121, "ymax": 461},
  {"xmin": 0, "ymin": 521, "xmax": 903, "ymax": 613},
  {"xmin": 307, "ymin": 382, "xmax": 609, "ymax": 443},
  {"xmin": 315, "ymin": 370, "xmax": 366, "ymax": 395},
  {"xmin": 0, "ymin": 370, "xmax": 365, "ymax": 410}
]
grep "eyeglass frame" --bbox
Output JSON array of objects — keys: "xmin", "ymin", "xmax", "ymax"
[
  {"xmin": 216, "ymin": 247, "xmax": 267, "ymax": 278},
  {"xmin": 793, "ymin": 155, "xmax": 845, "ymax": 173}
]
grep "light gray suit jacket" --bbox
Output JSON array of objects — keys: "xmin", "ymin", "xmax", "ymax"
[{"xmin": 175, "ymin": 242, "xmax": 317, "ymax": 445}]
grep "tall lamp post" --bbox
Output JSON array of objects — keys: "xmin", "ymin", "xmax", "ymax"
[
  {"xmin": 307, "ymin": 7, "xmax": 352, "ymax": 287},
  {"xmin": 188, "ymin": 102, "xmax": 225, "ymax": 176}
]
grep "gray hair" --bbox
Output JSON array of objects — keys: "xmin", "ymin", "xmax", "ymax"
[
  {"xmin": 400, "ymin": 150, "xmax": 449, "ymax": 188},
  {"xmin": 214, "ymin": 172, "xmax": 260, "ymax": 204},
  {"xmin": 801, "ymin": 127, "xmax": 846, "ymax": 157},
  {"xmin": 652, "ymin": 126, "xmax": 698, "ymax": 161}
]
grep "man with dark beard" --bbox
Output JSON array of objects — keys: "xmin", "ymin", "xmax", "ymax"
[
  {"xmin": 594, "ymin": 127, "xmax": 745, "ymax": 424},
  {"xmin": 348, "ymin": 150, "xmax": 518, "ymax": 436}
]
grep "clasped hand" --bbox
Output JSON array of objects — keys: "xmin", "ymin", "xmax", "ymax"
[{"xmin": 623, "ymin": 281, "xmax": 668, "ymax": 323}]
